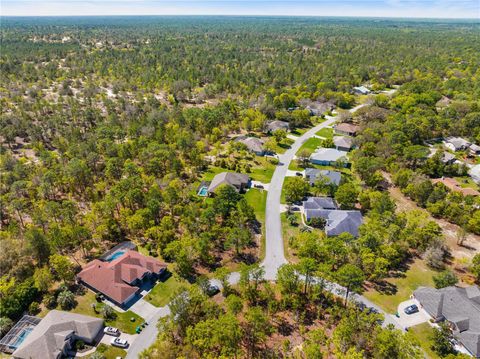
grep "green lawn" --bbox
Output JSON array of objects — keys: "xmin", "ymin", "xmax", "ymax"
[
  {"xmin": 453, "ymin": 176, "xmax": 480, "ymax": 190},
  {"xmin": 363, "ymin": 259, "xmax": 437, "ymax": 313},
  {"xmin": 298, "ymin": 137, "xmax": 323, "ymax": 154},
  {"xmin": 291, "ymin": 127, "xmax": 309, "ymax": 136},
  {"xmin": 249, "ymin": 159, "xmax": 276, "ymax": 183},
  {"xmin": 281, "ymin": 212, "xmax": 303, "ymax": 262},
  {"xmin": 40, "ymin": 290, "xmax": 143, "ymax": 334},
  {"xmin": 144, "ymin": 275, "xmax": 188, "ymax": 307},
  {"xmin": 272, "ymin": 138, "xmax": 294, "ymax": 154},
  {"xmin": 409, "ymin": 323, "xmax": 440, "ymax": 359},
  {"xmin": 201, "ymin": 166, "xmax": 230, "ymax": 181},
  {"xmin": 245, "ymin": 188, "xmax": 267, "ymax": 224},
  {"xmin": 315, "ymin": 127, "xmax": 333, "ymax": 139},
  {"xmin": 87, "ymin": 344, "xmax": 127, "ymax": 359}
]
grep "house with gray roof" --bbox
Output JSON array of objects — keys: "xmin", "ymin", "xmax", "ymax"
[
  {"xmin": 12, "ymin": 310, "xmax": 103, "ymax": 359},
  {"xmin": 444, "ymin": 137, "xmax": 471, "ymax": 152},
  {"xmin": 207, "ymin": 172, "xmax": 250, "ymax": 194},
  {"xmin": 302, "ymin": 197, "xmax": 363, "ymax": 237},
  {"xmin": 265, "ymin": 120, "xmax": 289, "ymax": 133},
  {"xmin": 304, "ymin": 168, "xmax": 341, "ymax": 186},
  {"xmin": 353, "ymin": 86, "xmax": 371, "ymax": 95},
  {"xmin": 234, "ymin": 136, "xmax": 265, "ymax": 156},
  {"xmin": 470, "ymin": 144, "xmax": 480, "ymax": 156},
  {"xmin": 413, "ymin": 285, "xmax": 480, "ymax": 358},
  {"xmin": 333, "ymin": 136, "xmax": 354, "ymax": 152},
  {"xmin": 310, "ymin": 148, "xmax": 349, "ymax": 167},
  {"xmin": 470, "ymin": 165, "xmax": 480, "ymax": 185}
]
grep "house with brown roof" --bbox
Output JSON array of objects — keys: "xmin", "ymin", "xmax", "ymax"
[
  {"xmin": 334, "ymin": 123, "xmax": 361, "ymax": 137},
  {"xmin": 77, "ymin": 250, "xmax": 167, "ymax": 307},
  {"xmin": 432, "ymin": 177, "xmax": 480, "ymax": 197}
]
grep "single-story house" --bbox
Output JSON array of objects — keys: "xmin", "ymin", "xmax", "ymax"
[
  {"xmin": 469, "ymin": 165, "xmax": 480, "ymax": 185},
  {"xmin": 444, "ymin": 137, "xmax": 471, "ymax": 152},
  {"xmin": 353, "ymin": 86, "xmax": 371, "ymax": 95},
  {"xmin": 207, "ymin": 172, "xmax": 250, "ymax": 194},
  {"xmin": 305, "ymin": 101, "xmax": 335, "ymax": 116},
  {"xmin": 77, "ymin": 250, "xmax": 167, "ymax": 307},
  {"xmin": 12, "ymin": 310, "xmax": 104, "ymax": 359},
  {"xmin": 265, "ymin": 120, "xmax": 289, "ymax": 133},
  {"xmin": 470, "ymin": 144, "xmax": 480, "ymax": 156},
  {"xmin": 235, "ymin": 136, "xmax": 265, "ymax": 156},
  {"xmin": 304, "ymin": 168, "xmax": 341, "ymax": 186},
  {"xmin": 432, "ymin": 177, "xmax": 480, "ymax": 197},
  {"xmin": 440, "ymin": 151, "xmax": 456, "ymax": 165},
  {"xmin": 303, "ymin": 197, "xmax": 363, "ymax": 237},
  {"xmin": 333, "ymin": 136, "xmax": 354, "ymax": 152},
  {"xmin": 334, "ymin": 123, "xmax": 361, "ymax": 137},
  {"xmin": 413, "ymin": 285, "xmax": 480, "ymax": 358},
  {"xmin": 310, "ymin": 148, "xmax": 349, "ymax": 167}
]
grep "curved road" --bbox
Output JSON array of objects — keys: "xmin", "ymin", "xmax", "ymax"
[{"xmin": 261, "ymin": 116, "xmax": 337, "ymax": 279}]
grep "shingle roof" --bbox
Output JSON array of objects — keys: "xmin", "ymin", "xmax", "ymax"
[
  {"xmin": 334, "ymin": 123, "xmax": 361, "ymax": 135},
  {"xmin": 303, "ymin": 196, "xmax": 338, "ymax": 210},
  {"xmin": 353, "ymin": 86, "xmax": 370, "ymax": 94},
  {"xmin": 235, "ymin": 136, "xmax": 264, "ymax": 153},
  {"xmin": 441, "ymin": 152, "xmax": 456, "ymax": 164},
  {"xmin": 13, "ymin": 311, "xmax": 103, "ymax": 359},
  {"xmin": 266, "ymin": 120, "xmax": 289, "ymax": 132},
  {"xmin": 304, "ymin": 168, "xmax": 342, "ymax": 186},
  {"xmin": 470, "ymin": 144, "xmax": 480, "ymax": 153},
  {"xmin": 310, "ymin": 148, "xmax": 348, "ymax": 163},
  {"xmin": 445, "ymin": 137, "xmax": 471, "ymax": 151},
  {"xmin": 414, "ymin": 285, "xmax": 480, "ymax": 357},
  {"xmin": 207, "ymin": 172, "xmax": 250, "ymax": 193},
  {"xmin": 470, "ymin": 165, "xmax": 480, "ymax": 184},
  {"xmin": 305, "ymin": 209, "xmax": 363, "ymax": 236},
  {"xmin": 77, "ymin": 250, "xmax": 167, "ymax": 304},
  {"xmin": 333, "ymin": 136, "xmax": 353, "ymax": 150}
]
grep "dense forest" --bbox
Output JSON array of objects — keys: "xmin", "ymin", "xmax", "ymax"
[{"xmin": 1, "ymin": 16, "xmax": 480, "ymax": 358}]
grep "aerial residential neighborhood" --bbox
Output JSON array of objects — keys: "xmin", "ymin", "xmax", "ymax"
[{"xmin": 1, "ymin": 7, "xmax": 480, "ymax": 359}]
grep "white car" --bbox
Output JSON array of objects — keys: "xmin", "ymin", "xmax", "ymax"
[
  {"xmin": 104, "ymin": 326, "xmax": 120, "ymax": 336},
  {"xmin": 111, "ymin": 337, "xmax": 128, "ymax": 348}
]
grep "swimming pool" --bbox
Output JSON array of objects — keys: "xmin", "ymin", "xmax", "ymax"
[
  {"xmin": 10, "ymin": 327, "xmax": 33, "ymax": 349},
  {"xmin": 198, "ymin": 186, "xmax": 208, "ymax": 196},
  {"xmin": 106, "ymin": 250, "xmax": 125, "ymax": 262}
]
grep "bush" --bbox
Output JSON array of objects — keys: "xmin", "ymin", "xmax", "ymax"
[
  {"xmin": 433, "ymin": 270, "xmax": 458, "ymax": 289},
  {"xmin": 57, "ymin": 290, "xmax": 76, "ymax": 310},
  {"xmin": 308, "ymin": 217, "xmax": 327, "ymax": 229},
  {"xmin": 28, "ymin": 302, "xmax": 40, "ymax": 315},
  {"xmin": 75, "ymin": 340, "xmax": 85, "ymax": 350},
  {"xmin": 0, "ymin": 317, "xmax": 13, "ymax": 336},
  {"xmin": 101, "ymin": 304, "xmax": 117, "ymax": 320},
  {"xmin": 95, "ymin": 292, "xmax": 103, "ymax": 302},
  {"xmin": 43, "ymin": 294, "xmax": 57, "ymax": 309}
]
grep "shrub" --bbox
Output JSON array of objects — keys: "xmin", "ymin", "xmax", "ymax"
[
  {"xmin": 0, "ymin": 317, "xmax": 13, "ymax": 336},
  {"xmin": 57, "ymin": 290, "xmax": 76, "ymax": 310},
  {"xmin": 28, "ymin": 302, "xmax": 40, "ymax": 315},
  {"xmin": 101, "ymin": 304, "xmax": 117, "ymax": 320},
  {"xmin": 75, "ymin": 340, "xmax": 85, "ymax": 350},
  {"xmin": 43, "ymin": 294, "xmax": 57, "ymax": 309}
]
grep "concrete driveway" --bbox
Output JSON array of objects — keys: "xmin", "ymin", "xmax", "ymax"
[
  {"xmin": 396, "ymin": 299, "xmax": 430, "ymax": 329},
  {"xmin": 128, "ymin": 298, "xmax": 158, "ymax": 320},
  {"xmin": 250, "ymin": 180, "xmax": 269, "ymax": 191}
]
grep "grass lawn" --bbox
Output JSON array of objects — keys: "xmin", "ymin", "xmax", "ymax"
[
  {"xmin": 315, "ymin": 127, "xmax": 333, "ymax": 138},
  {"xmin": 40, "ymin": 290, "xmax": 143, "ymax": 334},
  {"xmin": 272, "ymin": 138, "xmax": 294, "ymax": 154},
  {"xmin": 245, "ymin": 188, "xmax": 268, "ymax": 259},
  {"xmin": 249, "ymin": 159, "xmax": 276, "ymax": 183},
  {"xmin": 453, "ymin": 176, "xmax": 480, "ymax": 190},
  {"xmin": 201, "ymin": 166, "xmax": 230, "ymax": 181},
  {"xmin": 298, "ymin": 137, "xmax": 323, "ymax": 154},
  {"xmin": 144, "ymin": 275, "xmax": 188, "ymax": 307},
  {"xmin": 281, "ymin": 212, "xmax": 303, "ymax": 262},
  {"xmin": 363, "ymin": 259, "xmax": 437, "ymax": 314},
  {"xmin": 291, "ymin": 127, "xmax": 309, "ymax": 136},
  {"xmin": 409, "ymin": 323, "xmax": 440, "ymax": 359},
  {"xmin": 87, "ymin": 344, "xmax": 127, "ymax": 359}
]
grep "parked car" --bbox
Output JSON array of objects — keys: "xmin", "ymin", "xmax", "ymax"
[
  {"xmin": 111, "ymin": 337, "xmax": 129, "ymax": 348},
  {"xmin": 206, "ymin": 284, "xmax": 220, "ymax": 297},
  {"xmin": 104, "ymin": 326, "xmax": 120, "ymax": 336},
  {"xmin": 254, "ymin": 184, "xmax": 264, "ymax": 189},
  {"xmin": 404, "ymin": 304, "xmax": 419, "ymax": 315},
  {"xmin": 295, "ymin": 172, "xmax": 303, "ymax": 176}
]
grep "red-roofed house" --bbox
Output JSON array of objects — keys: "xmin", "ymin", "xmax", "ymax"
[{"xmin": 77, "ymin": 250, "xmax": 167, "ymax": 307}]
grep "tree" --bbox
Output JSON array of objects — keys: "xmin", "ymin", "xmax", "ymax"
[
  {"xmin": 336, "ymin": 264, "xmax": 365, "ymax": 305},
  {"xmin": 57, "ymin": 289, "xmax": 76, "ymax": 310},
  {"xmin": 215, "ymin": 267, "xmax": 232, "ymax": 296},
  {"xmin": 308, "ymin": 217, "xmax": 326, "ymax": 229},
  {"xmin": 335, "ymin": 183, "xmax": 359, "ymax": 209},
  {"xmin": 470, "ymin": 254, "xmax": 480, "ymax": 283},
  {"xmin": 0, "ymin": 317, "xmax": 13, "ymax": 337},
  {"xmin": 431, "ymin": 322, "xmax": 456, "ymax": 357},
  {"xmin": 297, "ymin": 150, "xmax": 311, "ymax": 168},
  {"xmin": 277, "ymin": 264, "xmax": 301, "ymax": 297},
  {"xmin": 25, "ymin": 226, "xmax": 51, "ymax": 265},
  {"xmin": 226, "ymin": 226, "xmax": 252, "ymax": 257},
  {"xmin": 284, "ymin": 177, "xmax": 309, "ymax": 204},
  {"xmin": 225, "ymin": 294, "xmax": 243, "ymax": 314},
  {"xmin": 49, "ymin": 254, "xmax": 75, "ymax": 284},
  {"xmin": 433, "ymin": 270, "xmax": 458, "ymax": 289},
  {"xmin": 242, "ymin": 307, "xmax": 273, "ymax": 357},
  {"xmin": 212, "ymin": 185, "xmax": 241, "ymax": 219},
  {"xmin": 33, "ymin": 266, "xmax": 53, "ymax": 292},
  {"xmin": 101, "ymin": 304, "xmax": 117, "ymax": 320}
]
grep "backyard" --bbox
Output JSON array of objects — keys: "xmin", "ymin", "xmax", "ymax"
[
  {"xmin": 363, "ymin": 259, "xmax": 437, "ymax": 313},
  {"xmin": 87, "ymin": 343, "xmax": 127, "ymax": 359}
]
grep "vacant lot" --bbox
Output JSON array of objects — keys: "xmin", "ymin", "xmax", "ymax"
[{"xmin": 145, "ymin": 275, "xmax": 188, "ymax": 307}]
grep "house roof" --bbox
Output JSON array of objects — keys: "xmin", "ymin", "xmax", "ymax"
[
  {"xmin": 77, "ymin": 250, "xmax": 167, "ymax": 304},
  {"xmin": 335, "ymin": 123, "xmax": 361, "ymax": 135},
  {"xmin": 414, "ymin": 285, "xmax": 480, "ymax": 357},
  {"xmin": 353, "ymin": 86, "xmax": 370, "ymax": 94},
  {"xmin": 235, "ymin": 136, "xmax": 264, "ymax": 153},
  {"xmin": 303, "ymin": 196, "xmax": 338, "ymax": 210},
  {"xmin": 333, "ymin": 136, "xmax": 353, "ymax": 150},
  {"xmin": 432, "ymin": 177, "xmax": 480, "ymax": 196},
  {"xmin": 304, "ymin": 168, "xmax": 342, "ymax": 186},
  {"xmin": 310, "ymin": 148, "xmax": 348, "ymax": 163},
  {"xmin": 470, "ymin": 165, "xmax": 480, "ymax": 184},
  {"xmin": 13, "ymin": 311, "xmax": 103, "ymax": 359},
  {"xmin": 440, "ymin": 152, "xmax": 456, "ymax": 164},
  {"xmin": 445, "ymin": 137, "xmax": 471, "ymax": 150},
  {"xmin": 266, "ymin": 120, "xmax": 289, "ymax": 132},
  {"xmin": 304, "ymin": 209, "xmax": 363, "ymax": 237},
  {"xmin": 207, "ymin": 172, "xmax": 250, "ymax": 193},
  {"xmin": 470, "ymin": 144, "xmax": 480, "ymax": 153}
]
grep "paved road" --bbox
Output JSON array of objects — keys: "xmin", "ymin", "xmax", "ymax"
[{"xmin": 261, "ymin": 116, "xmax": 337, "ymax": 280}]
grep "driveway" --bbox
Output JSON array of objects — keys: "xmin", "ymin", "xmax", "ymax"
[
  {"xmin": 250, "ymin": 180, "xmax": 269, "ymax": 191},
  {"xmin": 396, "ymin": 299, "xmax": 430, "ymax": 329},
  {"xmin": 128, "ymin": 297, "xmax": 159, "ymax": 320}
]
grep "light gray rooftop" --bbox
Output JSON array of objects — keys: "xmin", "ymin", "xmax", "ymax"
[
  {"xmin": 266, "ymin": 120, "xmax": 289, "ymax": 132},
  {"xmin": 304, "ymin": 168, "xmax": 342, "ymax": 186},
  {"xmin": 207, "ymin": 172, "xmax": 250, "ymax": 193},
  {"xmin": 303, "ymin": 196, "xmax": 338, "ymax": 210},
  {"xmin": 310, "ymin": 148, "xmax": 348, "ymax": 162},
  {"xmin": 333, "ymin": 136, "xmax": 353, "ymax": 150},
  {"xmin": 235, "ymin": 136, "xmax": 264, "ymax": 153},
  {"xmin": 305, "ymin": 209, "xmax": 363, "ymax": 237}
]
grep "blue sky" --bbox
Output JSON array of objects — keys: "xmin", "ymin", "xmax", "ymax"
[{"xmin": 1, "ymin": 0, "xmax": 479, "ymax": 18}]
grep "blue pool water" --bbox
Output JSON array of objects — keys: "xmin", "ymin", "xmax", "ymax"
[
  {"xmin": 106, "ymin": 250, "xmax": 125, "ymax": 262},
  {"xmin": 11, "ymin": 328, "xmax": 33, "ymax": 349},
  {"xmin": 198, "ymin": 186, "xmax": 208, "ymax": 196}
]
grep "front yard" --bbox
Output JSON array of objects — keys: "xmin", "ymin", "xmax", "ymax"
[
  {"xmin": 363, "ymin": 259, "xmax": 437, "ymax": 313},
  {"xmin": 315, "ymin": 127, "xmax": 333, "ymax": 138},
  {"xmin": 87, "ymin": 343, "xmax": 127, "ymax": 359},
  {"xmin": 144, "ymin": 275, "xmax": 188, "ymax": 307}
]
